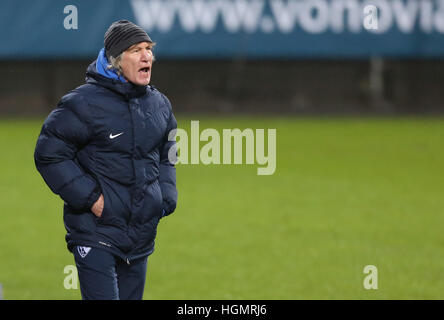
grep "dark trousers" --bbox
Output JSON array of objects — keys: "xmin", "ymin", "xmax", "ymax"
[{"xmin": 73, "ymin": 246, "xmax": 148, "ymax": 300}]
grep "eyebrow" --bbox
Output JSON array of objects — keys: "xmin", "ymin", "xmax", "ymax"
[{"xmin": 130, "ymin": 44, "xmax": 153, "ymax": 51}]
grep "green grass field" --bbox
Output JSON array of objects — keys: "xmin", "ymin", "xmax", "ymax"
[{"xmin": 0, "ymin": 116, "xmax": 443, "ymax": 299}]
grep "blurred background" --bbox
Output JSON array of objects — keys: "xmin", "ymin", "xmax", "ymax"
[
  {"xmin": 1, "ymin": 0, "xmax": 444, "ymax": 299},
  {"xmin": 2, "ymin": 0, "xmax": 444, "ymax": 115}
]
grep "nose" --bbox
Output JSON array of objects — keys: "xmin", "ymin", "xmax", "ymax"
[{"xmin": 141, "ymin": 49, "xmax": 152, "ymax": 62}]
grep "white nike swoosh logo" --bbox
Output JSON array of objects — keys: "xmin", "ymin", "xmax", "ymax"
[{"xmin": 109, "ymin": 132, "xmax": 124, "ymax": 139}]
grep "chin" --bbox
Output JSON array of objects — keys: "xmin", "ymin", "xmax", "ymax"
[{"xmin": 137, "ymin": 78, "xmax": 150, "ymax": 86}]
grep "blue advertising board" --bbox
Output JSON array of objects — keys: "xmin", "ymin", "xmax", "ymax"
[{"xmin": 1, "ymin": 0, "xmax": 444, "ymax": 59}]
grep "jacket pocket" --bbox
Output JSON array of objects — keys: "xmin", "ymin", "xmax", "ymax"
[
  {"xmin": 95, "ymin": 181, "xmax": 129, "ymax": 229},
  {"xmin": 64, "ymin": 205, "xmax": 96, "ymax": 234},
  {"xmin": 96, "ymin": 191, "xmax": 109, "ymax": 224},
  {"xmin": 139, "ymin": 179, "xmax": 164, "ymax": 223}
]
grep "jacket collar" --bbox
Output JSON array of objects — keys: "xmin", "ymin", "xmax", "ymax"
[{"xmin": 85, "ymin": 60, "xmax": 148, "ymax": 100}]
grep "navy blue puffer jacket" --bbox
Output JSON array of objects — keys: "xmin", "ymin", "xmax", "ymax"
[{"xmin": 34, "ymin": 60, "xmax": 178, "ymax": 263}]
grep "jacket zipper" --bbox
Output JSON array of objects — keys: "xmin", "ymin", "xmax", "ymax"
[{"xmin": 128, "ymin": 100, "xmax": 137, "ymax": 221}]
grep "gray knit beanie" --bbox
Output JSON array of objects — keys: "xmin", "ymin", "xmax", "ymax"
[{"xmin": 104, "ymin": 20, "xmax": 153, "ymax": 60}]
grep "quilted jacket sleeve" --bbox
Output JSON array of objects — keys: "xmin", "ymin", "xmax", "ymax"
[
  {"xmin": 34, "ymin": 95, "xmax": 101, "ymax": 212},
  {"xmin": 159, "ymin": 97, "xmax": 178, "ymax": 217}
]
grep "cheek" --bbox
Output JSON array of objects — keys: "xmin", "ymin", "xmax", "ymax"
[
  {"xmin": 124, "ymin": 65, "xmax": 138, "ymax": 80},
  {"xmin": 121, "ymin": 58, "xmax": 137, "ymax": 76}
]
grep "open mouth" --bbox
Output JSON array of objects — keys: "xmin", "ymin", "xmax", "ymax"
[{"xmin": 139, "ymin": 67, "xmax": 150, "ymax": 74}]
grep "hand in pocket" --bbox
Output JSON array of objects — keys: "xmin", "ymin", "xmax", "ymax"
[{"xmin": 91, "ymin": 194, "xmax": 104, "ymax": 218}]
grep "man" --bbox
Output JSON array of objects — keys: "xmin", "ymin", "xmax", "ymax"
[{"xmin": 34, "ymin": 20, "xmax": 178, "ymax": 300}]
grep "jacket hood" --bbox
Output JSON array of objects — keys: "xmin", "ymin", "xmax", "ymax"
[
  {"xmin": 95, "ymin": 48, "xmax": 127, "ymax": 83},
  {"xmin": 85, "ymin": 59, "xmax": 148, "ymax": 100}
]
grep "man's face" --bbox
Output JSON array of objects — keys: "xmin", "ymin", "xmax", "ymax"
[{"xmin": 120, "ymin": 42, "xmax": 154, "ymax": 86}]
